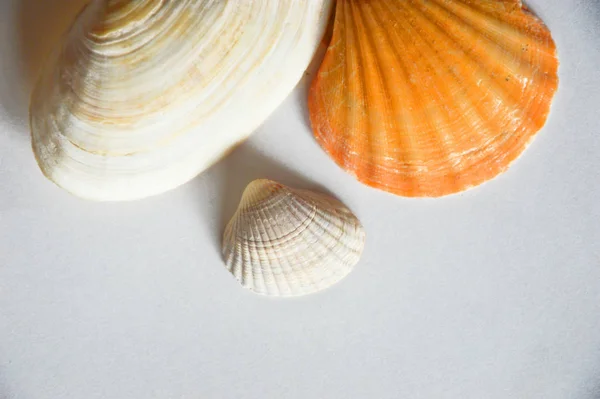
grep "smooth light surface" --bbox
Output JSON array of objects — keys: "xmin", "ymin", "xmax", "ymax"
[
  {"xmin": 30, "ymin": 0, "xmax": 332, "ymax": 201},
  {"xmin": 1, "ymin": 0, "xmax": 599, "ymax": 398}
]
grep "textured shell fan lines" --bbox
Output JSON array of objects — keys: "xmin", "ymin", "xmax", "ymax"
[
  {"xmin": 31, "ymin": 0, "xmax": 333, "ymax": 200},
  {"xmin": 26, "ymin": 0, "xmax": 562, "ymax": 297},
  {"xmin": 309, "ymin": 0, "xmax": 559, "ymax": 197},
  {"xmin": 223, "ymin": 180, "xmax": 365, "ymax": 297}
]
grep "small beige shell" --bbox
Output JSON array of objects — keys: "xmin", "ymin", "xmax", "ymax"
[{"xmin": 222, "ymin": 179, "xmax": 365, "ymax": 297}]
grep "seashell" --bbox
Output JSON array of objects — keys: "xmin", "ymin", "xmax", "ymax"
[
  {"xmin": 222, "ymin": 179, "xmax": 365, "ymax": 297},
  {"xmin": 31, "ymin": 0, "xmax": 333, "ymax": 201},
  {"xmin": 308, "ymin": 0, "xmax": 559, "ymax": 197}
]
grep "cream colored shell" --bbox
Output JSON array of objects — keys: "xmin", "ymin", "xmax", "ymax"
[
  {"xmin": 30, "ymin": 0, "xmax": 333, "ymax": 201},
  {"xmin": 222, "ymin": 179, "xmax": 366, "ymax": 297}
]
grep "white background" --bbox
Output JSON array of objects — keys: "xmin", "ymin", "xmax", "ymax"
[{"xmin": 1, "ymin": 1, "xmax": 599, "ymax": 398}]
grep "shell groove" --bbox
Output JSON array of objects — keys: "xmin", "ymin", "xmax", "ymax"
[
  {"xmin": 309, "ymin": 0, "xmax": 559, "ymax": 197},
  {"xmin": 222, "ymin": 179, "xmax": 366, "ymax": 297},
  {"xmin": 31, "ymin": 0, "xmax": 333, "ymax": 201}
]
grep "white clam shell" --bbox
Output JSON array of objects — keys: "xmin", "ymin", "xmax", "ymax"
[
  {"xmin": 30, "ymin": 0, "xmax": 333, "ymax": 201},
  {"xmin": 222, "ymin": 179, "xmax": 366, "ymax": 297}
]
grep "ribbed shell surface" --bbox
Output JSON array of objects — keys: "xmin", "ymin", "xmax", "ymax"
[
  {"xmin": 309, "ymin": 0, "xmax": 559, "ymax": 197},
  {"xmin": 222, "ymin": 179, "xmax": 366, "ymax": 297}
]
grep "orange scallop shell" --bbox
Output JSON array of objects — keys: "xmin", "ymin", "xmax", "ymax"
[{"xmin": 308, "ymin": 0, "xmax": 559, "ymax": 197}]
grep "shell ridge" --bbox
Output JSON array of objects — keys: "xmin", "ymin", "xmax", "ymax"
[
  {"xmin": 92, "ymin": 1, "xmax": 166, "ymax": 47},
  {"xmin": 223, "ymin": 180, "xmax": 365, "ymax": 297},
  {"xmin": 405, "ymin": 0, "xmax": 505, "ymax": 158},
  {"xmin": 247, "ymin": 199, "xmax": 278, "ymax": 296},
  {"xmin": 379, "ymin": 0, "xmax": 460, "ymax": 190},
  {"xmin": 338, "ymin": 0, "xmax": 363, "ymax": 173},
  {"xmin": 321, "ymin": 0, "xmax": 349, "ymax": 148},
  {"xmin": 407, "ymin": 0, "xmax": 552, "ymax": 176},
  {"xmin": 309, "ymin": 0, "xmax": 558, "ymax": 196},
  {"xmin": 266, "ymin": 199, "xmax": 302, "ymax": 296},
  {"xmin": 237, "ymin": 188, "xmax": 263, "ymax": 292},
  {"xmin": 240, "ymin": 230, "xmax": 254, "ymax": 292},
  {"xmin": 238, "ymin": 181, "xmax": 321, "ymax": 295},
  {"xmin": 432, "ymin": 0, "xmax": 554, "ymax": 69},
  {"xmin": 257, "ymin": 201, "xmax": 294, "ymax": 296},
  {"xmin": 287, "ymin": 211, "xmax": 336, "ymax": 291},
  {"xmin": 391, "ymin": 0, "xmax": 488, "ymax": 187},
  {"xmin": 224, "ymin": 211, "xmax": 245, "ymax": 281},
  {"xmin": 236, "ymin": 203, "xmax": 317, "ymax": 246},
  {"xmin": 289, "ymin": 191, "xmax": 347, "ymax": 291},
  {"xmin": 284, "ymin": 196, "xmax": 322, "ymax": 291},
  {"xmin": 410, "ymin": 0, "xmax": 525, "ymax": 110},
  {"xmin": 365, "ymin": 0, "xmax": 443, "ymax": 191},
  {"xmin": 301, "ymin": 198, "xmax": 363, "ymax": 255},
  {"xmin": 290, "ymin": 192, "xmax": 347, "ymax": 292},
  {"xmin": 310, "ymin": 0, "xmax": 349, "ymax": 162},
  {"xmin": 292, "ymin": 191, "xmax": 363, "ymax": 284},
  {"xmin": 312, "ymin": 210, "xmax": 364, "ymax": 262},
  {"xmin": 347, "ymin": 0, "xmax": 377, "ymax": 180}
]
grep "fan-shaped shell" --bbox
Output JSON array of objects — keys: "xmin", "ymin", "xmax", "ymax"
[
  {"xmin": 31, "ymin": 0, "xmax": 333, "ymax": 201},
  {"xmin": 222, "ymin": 179, "xmax": 365, "ymax": 297},
  {"xmin": 309, "ymin": 0, "xmax": 559, "ymax": 197}
]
